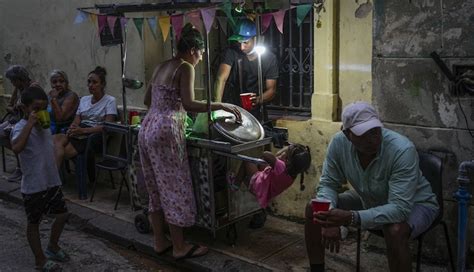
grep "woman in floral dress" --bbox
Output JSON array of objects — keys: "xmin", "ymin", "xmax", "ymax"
[{"xmin": 138, "ymin": 24, "xmax": 241, "ymax": 260}]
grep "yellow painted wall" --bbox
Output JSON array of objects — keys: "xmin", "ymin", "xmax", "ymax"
[{"xmin": 270, "ymin": 1, "xmax": 373, "ymax": 218}]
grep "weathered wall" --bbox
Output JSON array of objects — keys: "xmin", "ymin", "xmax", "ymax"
[
  {"xmin": 1, "ymin": 0, "xmax": 146, "ymax": 109},
  {"xmin": 372, "ymin": 0, "xmax": 474, "ymax": 260}
]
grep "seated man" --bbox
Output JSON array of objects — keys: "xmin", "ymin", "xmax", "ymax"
[{"xmin": 305, "ymin": 102, "xmax": 439, "ymax": 272}]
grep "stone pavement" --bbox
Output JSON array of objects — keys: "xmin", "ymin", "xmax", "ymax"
[{"xmin": 0, "ymin": 151, "xmax": 451, "ymax": 271}]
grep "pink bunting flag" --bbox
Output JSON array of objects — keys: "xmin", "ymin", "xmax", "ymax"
[
  {"xmin": 186, "ymin": 10, "xmax": 203, "ymax": 33},
  {"xmin": 261, "ymin": 13, "xmax": 273, "ymax": 34},
  {"xmin": 107, "ymin": 16, "xmax": 117, "ymax": 38},
  {"xmin": 216, "ymin": 16, "xmax": 227, "ymax": 36},
  {"xmin": 171, "ymin": 14, "xmax": 184, "ymax": 40},
  {"xmin": 201, "ymin": 7, "xmax": 216, "ymax": 34},
  {"xmin": 272, "ymin": 10, "xmax": 286, "ymax": 34},
  {"xmin": 98, "ymin": 15, "xmax": 107, "ymax": 34}
]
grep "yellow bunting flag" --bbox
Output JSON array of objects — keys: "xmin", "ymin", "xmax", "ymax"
[{"xmin": 159, "ymin": 16, "xmax": 170, "ymax": 42}]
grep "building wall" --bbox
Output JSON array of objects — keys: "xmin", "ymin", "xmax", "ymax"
[
  {"xmin": 371, "ymin": 0, "xmax": 474, "ymax": 258},
  {"xmin": 0, "ymin": 0, "xmax": 146, "ymax": 110}
]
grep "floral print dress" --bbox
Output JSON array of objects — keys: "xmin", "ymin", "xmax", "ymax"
[{"xmin": 138, "ymin": 61, "xmax": 196, "ymax": 227}]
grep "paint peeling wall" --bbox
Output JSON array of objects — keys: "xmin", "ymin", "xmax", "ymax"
[
  {"xmin": 373, "ymin": 0, "xmax": 474, "ymax": 260},
  {"xmin": 1, "ymin": 0, "xmax": 146, "ymax": 108}
]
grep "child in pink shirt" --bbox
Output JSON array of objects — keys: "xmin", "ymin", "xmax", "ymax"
[{"xmin": 230, "ymin": 144, "xmax": 311, "ymax": 208}]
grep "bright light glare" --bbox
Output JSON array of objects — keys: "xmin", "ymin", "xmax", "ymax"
[{"xmin": 255, "ymin": 45, "xmax": 266, "ymax": 56}]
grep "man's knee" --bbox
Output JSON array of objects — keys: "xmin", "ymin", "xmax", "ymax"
[{"xmin": 383, "ymin": 222, "xmax": 410, "ymax": 241}]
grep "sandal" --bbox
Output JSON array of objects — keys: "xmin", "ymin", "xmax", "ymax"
[
  {"xmin": 155, "ymin": 244, "xmax": 173, "ymax": 256},
  {"xmin": 174, "ymin": 244, "xmax": 208, "ymax": 261},
  {"xmin": 35, "ymin": 260, "xmax": 62, "ymax": 272},
  {"xmin": 45, "ymin": 248, "xmax": 70, "ymax": 263}
]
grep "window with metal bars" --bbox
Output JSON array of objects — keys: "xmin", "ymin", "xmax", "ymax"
[{"xmin": 263, "ymin": 7, "xmax": 314, "ymax": 118}]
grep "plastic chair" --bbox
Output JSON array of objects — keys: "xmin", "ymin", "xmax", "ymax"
[
  {"xmin": 355, "ymin": 151, "xmax": 455, "ymax": 272},
  {"xmin": 89, "ymin": 123, "xmax": 130, "ymax": 210}
]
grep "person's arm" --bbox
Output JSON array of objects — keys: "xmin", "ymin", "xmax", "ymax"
[
  {"xmin": 261, "ymin": 151, "xmax": 276, "ymax": 168},
  {"xmin": 253, "ymin": 79, "xmax": 276, "ymax": 107},
  {"xmin": 213, "ymin": 63, "xmax": 232, "ymax": 102},
  {"xmin": 179, "ymin": 62, "xmax": 239, "ymax": 118},
  {"xmin": 11, "ymin": 114, "xmax": 37, "ymax": 154},
  {"xmin": 316, "ymin": 136, "xmax": 346, "ymax": 207},
  {"xmin": 50, "ymin": 92, "xmax": 79, "ymax": 122}
]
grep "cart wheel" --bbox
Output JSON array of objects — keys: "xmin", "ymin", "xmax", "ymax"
[
  {"xmin": 135, "ymin": 213, "xmax": 151, "ymax": 234},
  {"xmin": 226, "ymin": 223, "xmax": 237, "ymax": 246}
]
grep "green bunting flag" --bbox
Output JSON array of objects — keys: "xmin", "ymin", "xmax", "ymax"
[
  {"xmin": 133, "ymin": 18, "xmax": 144, "ymax": 40},
  {"xmin": 296, "ymin": 4, "xmax": 312, "ymax": 26}
]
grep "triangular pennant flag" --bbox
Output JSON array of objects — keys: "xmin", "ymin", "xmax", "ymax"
[
  {"xmin": 120, "ymin": 17, "xmax": 129, "ymax": 31},
  {"xmin": 159, "ymin": 16, "xmax": 170, "ymax": 41},
  {"xmin": 296, "ymin": 4, "xmax": 312, "ymax": 26},
  {"xmin": 222, "ymin": 0, "xmax": 236, "ymax": 29},
  {"xmin": 201, "ymin": 7, "xmax": 216, "ymax": 34},
  {"xmin": 216, "ymin": 16, "xmax": 228, "ymax": 36},
  {"xmin": 171, "ymin": 14, "xmax": 184, "ymax": 40},
  {"xmin": 272, "ymin": 10, "xmax": 286, "ymax": 34},
  {"xmin": 98, "ymin": 15, "xmax": 107, "ymax": 34},
  {"xmin": 89, "ymin": 13, "xmax": 97, "ymax": 24},
  {"xmin": 146, "ymin": 17, "xmax": 157, "ymax": 40},
  {"xmin": 186, "ymin": 10, "xmax": 203, "ymax": 33},
  {"xmin": 107, "ymin": 16, "xmax": 118, "ymax": 37},
  {"xmin": 261, "ymin": 13, "xmax": 273, "ymax": 34},
  {"xmin": 133, "ymin": 18, "xmax": 144, "ymax": 40},
  {"xmin": 73, "ymin": 10, "xmax": 88, "ymax": 24}
]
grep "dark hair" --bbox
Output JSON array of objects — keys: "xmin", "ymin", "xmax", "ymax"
[
  {"xmin": 177, "ymin": 24, "xmax": 205, "ymax": 53},
  {"xmin": 286, "ymin": 144, "xmax": 312, "ymax": 191},
  {"xmin": 89, "ymin": 66, "xmax": 107, "ymax": 87},
  {"xmin": 5, "ymin": 65, "xmax": 30, "ymax": 82},
  {"xmin": 21, "ymin": 85, "xmax": 48, "ymax": 106}
]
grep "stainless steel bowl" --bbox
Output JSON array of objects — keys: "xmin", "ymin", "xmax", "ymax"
[{"xmin": 212, "ymin": 103, "xmax": 264, "ymax": 143}]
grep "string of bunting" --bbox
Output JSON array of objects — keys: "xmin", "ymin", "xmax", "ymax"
[{"xmin": 73, "ymin": 1, "xmax": 316, "ymax": 42}]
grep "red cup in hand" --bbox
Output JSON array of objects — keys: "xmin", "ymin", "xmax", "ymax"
[
  {"xmin": 240, "ymin": 93, "xmax": 253, "ymax": 111},
  {"xmin": 311, "ymin": 198, "xmax": 331, "ymax": 212}
]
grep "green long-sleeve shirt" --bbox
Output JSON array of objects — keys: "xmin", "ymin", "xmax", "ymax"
[{"xmin": 316, "ymin": 128, "xmax": 439, "ymax": 230}]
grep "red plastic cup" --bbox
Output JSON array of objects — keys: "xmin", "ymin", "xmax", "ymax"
[
  {"xmin": 240, "ymin": 93, "xmax": 253, "ymax": 111},
  {"xmin": 311, "ymin": 198, "xmax": 331, "ymax": 213}
]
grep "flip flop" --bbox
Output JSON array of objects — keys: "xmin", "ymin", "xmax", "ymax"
[
  {"xmin": 35, "ymin": 260, "xmax": 62, "ymax": 272},
  {"xmin": 45, "ymin": 248, "xmax": 70, "ymax": 263},
  {"xmin": 155, "ymin": 244, "xmax": 173, "ymax": 256},
  {"xmin": 174, "ymin": 244, "xmax": 208, "ymax": 261}
]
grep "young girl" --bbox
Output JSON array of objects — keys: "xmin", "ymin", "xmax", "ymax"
[{"xmin": 231, "ymin": 143, "xmax": 312, "ymax": 208}]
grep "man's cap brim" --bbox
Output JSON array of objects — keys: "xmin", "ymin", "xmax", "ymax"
[
  {"xmin": 350, "ymin": 118, "xmax": 383, "ymax": 136},
  {"xmin": 228, "ymin": 34, "xmax": 254, "ymax": 42}
]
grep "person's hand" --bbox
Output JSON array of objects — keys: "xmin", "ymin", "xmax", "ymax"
[
  {"xmin": 249, "ymin": 93, "xmax": 258, "ymax": 108},
  {"xmin": 27, "ymin": 111, "xmax": 39, "ymax": 127},
  {"xmin": 49, "ymin": 89, "xmax": 60, "ymax": 99},
  {"xmin": 220, "ymin": 104, "xmax": 242, "ymax": 124},
  {"xmin": 321, "ymin": 226, "xmax": 341, "ymax": 253},
  {"xmin": 67, "ymin": 126, "xmax": 85, "ymax": 137},
  {"xmin": 314, "ymin": 208, "xmax": 352, "ymax": 228}
]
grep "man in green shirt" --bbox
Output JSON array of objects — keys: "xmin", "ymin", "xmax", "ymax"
[{"xmin": 305, "ymin": 102, "xmax": 438, "ymax": 272}]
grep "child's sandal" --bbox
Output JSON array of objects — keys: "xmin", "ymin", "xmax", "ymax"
[
  {"xmin": 45, "ymin": 248, "xmax": 70, "ymax": 263},
  {"xmin": 35, "ymin": 260, "xmax": 62, "ymax": 272}
]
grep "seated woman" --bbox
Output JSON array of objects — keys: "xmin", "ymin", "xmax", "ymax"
[
  {"xmin": 54, "ymin": 66, "xmax": 117, "ymax": 167},
  {"xmin": 48, "ymin": 70, "xmax": 79, "ymax": 134}
]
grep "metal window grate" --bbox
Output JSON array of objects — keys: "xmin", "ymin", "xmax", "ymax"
[{"xmin": 264, "ymin": 7, "xmax": 314, "ymax": 117}]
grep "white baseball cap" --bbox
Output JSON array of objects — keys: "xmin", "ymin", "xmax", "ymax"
[{"xmin": 342, "ymin": 102, "xmax": 383, "ymax": 136}]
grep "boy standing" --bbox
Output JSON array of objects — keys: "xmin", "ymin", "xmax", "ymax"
[{"xmin": 11, "ymin": 85, "xmax": 70, "ymax": 271}]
